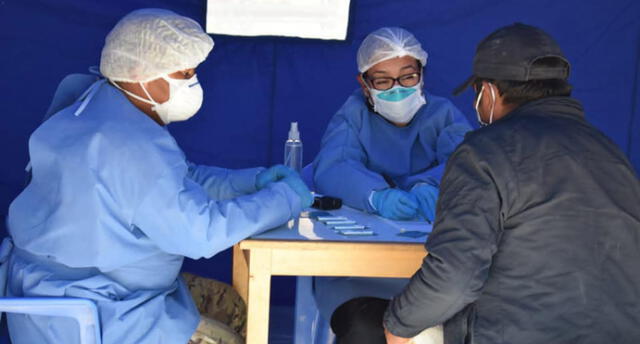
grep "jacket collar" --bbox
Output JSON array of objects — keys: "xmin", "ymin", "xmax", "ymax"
[{"xmin": 506, "ymin": 96, "xmax": 585, "ymax": 121}]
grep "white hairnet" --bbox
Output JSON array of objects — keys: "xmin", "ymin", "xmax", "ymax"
[
  {"xmin": 100, "ymin": 9, "xmax": 214, "ymax": 83},
  {"xmin": 357, "ymin": 27, "xmax": 428, "ymax": 73}
]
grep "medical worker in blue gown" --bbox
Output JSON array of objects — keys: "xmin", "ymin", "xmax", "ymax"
[
  {"xmin": 4, "ymin": 9, "xmax": 312, "ymax": 344},
  {"xmin": 312, "ymin": 27, "xmax": 471, "ymax": 341}
]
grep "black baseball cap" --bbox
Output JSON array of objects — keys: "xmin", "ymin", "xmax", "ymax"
[{"xmin": 453, "ymin": 23, "xmax": 570, "ymax": 95}]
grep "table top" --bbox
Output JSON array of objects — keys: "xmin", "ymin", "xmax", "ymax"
[{"xmin": 251, "ymin": 206, "xmax": 432, "ymax": 244}]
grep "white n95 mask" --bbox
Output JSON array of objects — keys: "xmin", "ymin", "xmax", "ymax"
[
  {"xmin": 112, "ymin": 74, "xmax": 203, "ymax": 124},
  {"xmin": 145, "ymin": 75, "xmax": 203, "ymax": 124},
  {"xmin": 369, "ymin": 83, "xmax": 426, "ymax": 125}
]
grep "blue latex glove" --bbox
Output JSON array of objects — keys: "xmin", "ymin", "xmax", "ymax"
[
  {"xmin": 411, "ymin": 183, "xmax": 439, "ymax": 222},
  {"xmin": 255, "ymin": 164, "xmax": 297, "ymax": 190},
  {"xmin": 280, "ymin": 176, "xmax": 314, "ymax": 208},
  {"xmin": 371, "ymin": 188, "xmax": 419, "ymax": 220}
]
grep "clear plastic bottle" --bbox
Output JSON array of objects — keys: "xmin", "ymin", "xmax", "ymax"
[{"xmin": 284, "ymin": 122, "xmax": 303, "ymax": 173}]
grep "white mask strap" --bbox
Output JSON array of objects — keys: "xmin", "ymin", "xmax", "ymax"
[
  {"xmin": 110, "ymin": 80, "xmax": 158, "ymax": 106},
  {"xmin": 139, "ymin": 82, "xmax": 159, "ymax": 105}
]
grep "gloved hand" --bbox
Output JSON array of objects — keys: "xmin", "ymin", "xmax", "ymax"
[
  {"xmin": 280, "ymin": 176, "xmax": 314, "ymax": 208},
  {"xmin": 371, "ymin": 188, "xmax": 419, "ymax": 220},
  {"xmin": 255, "ymin": 164, "xmax": 297, "ymax": 190},
  {"xmin": 411, "ymin": 183, "xmax": 439, "ymax": 222}
]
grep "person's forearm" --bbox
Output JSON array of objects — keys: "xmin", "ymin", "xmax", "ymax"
[{"xmin": 187, "ymin": 162, "xmax": 263, "ymax": 200}]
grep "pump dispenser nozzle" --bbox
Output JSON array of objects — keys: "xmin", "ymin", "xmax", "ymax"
[{"xmin": 288, "ymin": 122, "xmax": 300, "ymax": 141}]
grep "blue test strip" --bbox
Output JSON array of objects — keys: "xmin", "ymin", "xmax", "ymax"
[
  {"xmin": 325, "ymin": 220, "xmax": 357, "ymax": 225},
  {"xmin": 333, "ymin": 225, "xmax": 368, "ymax": 230},
  {"xmin": 338, "ymin": 229, "xmax": 375, "ymax": 236},
  {"xmin": 317, "ymin": 216, "xmax": 348, "ymax": 222}
]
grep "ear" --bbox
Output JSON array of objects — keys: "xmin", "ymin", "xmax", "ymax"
[
  {"xmin": 480, "ymin": 80, "xmax": 490, "ymax": 93},
  {"xmin": 483, "ymin": 81, "xmax": 506, "ymax": 105},
  {"xmin": 487, "ymin": 82, "xmax": 513, "ymax": 119},
  {"xmin": 479, "ymin": 81, "xmax": 495, "ymax": 103}
]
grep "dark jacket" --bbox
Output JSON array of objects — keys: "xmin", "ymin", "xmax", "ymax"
[{"xmin": 384, "ymin": 97, "xmax": 640, "ymax": 344}]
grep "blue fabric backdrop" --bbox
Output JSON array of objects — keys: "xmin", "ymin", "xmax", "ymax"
[{"xmin": 1, "ymin": 0, "xmax": 638, "ymax": 304}]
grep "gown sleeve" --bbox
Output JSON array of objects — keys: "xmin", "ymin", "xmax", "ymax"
[
  {"xmin": 132, "ymin": 162, "xmax": 302, "ymax": 259},
  {"xmin": 186, "ymin": 161, "xmax": 263, "ymax": 200}
]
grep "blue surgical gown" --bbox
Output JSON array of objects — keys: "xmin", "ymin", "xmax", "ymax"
[
  {"xmin": 312, "ymin": 89, "xmax": 471, "ymax": 320},
  {"xmin": 6, "ymin": 82, "xmax": 302, "ymax": 344},
  {"xmin": 313, "ymin": 89, "xmax": 471, "ymax": 211}
]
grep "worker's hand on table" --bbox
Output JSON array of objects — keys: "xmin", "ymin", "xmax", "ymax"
[
  {"xmin": 371, "ymin": 188, "xmax": 419, "ymax": 220},
  {"xmin": 255, "ymin": 164, "xmax": 297, "ymax": 190},
  {"xmin": 410, "ymin": 183, "xmax": 439, "ymax": 222},
  {"xmin": 279, "ymin": 176, "xmax": 314, "ymax": 208},
  {"xmin": 384, "ymin": 328, "xmax": 412, "ymax": 344}
]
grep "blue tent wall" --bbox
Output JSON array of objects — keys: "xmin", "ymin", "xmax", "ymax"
[{"xmin": 1, "ymin": 0, "xmax": 639, "ymax": 305}]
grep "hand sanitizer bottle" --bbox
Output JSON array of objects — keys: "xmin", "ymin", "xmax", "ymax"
[{"xmin": 284, "ymin": 122, "xmax": 303, "ymax": 173}]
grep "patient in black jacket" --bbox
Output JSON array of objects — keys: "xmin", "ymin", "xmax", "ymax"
[{"xmin": 339, "ymin": 23, "xmax": 640, "ymax": 344}]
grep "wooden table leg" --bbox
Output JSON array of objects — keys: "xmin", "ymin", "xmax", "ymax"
[
  {"xmin": 232, "ymin": 244, "xmax": 249, "ymax": 303},
  {"xmin": 246, "ymin": 248, "xmax": 272, "ymax": 344}
]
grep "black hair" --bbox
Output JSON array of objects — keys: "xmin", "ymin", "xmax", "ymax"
[{"xmin": 473, "ymin": 57, "xmax": 572, "ymax": 106}]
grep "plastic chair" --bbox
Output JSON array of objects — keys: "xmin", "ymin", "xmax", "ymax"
[
  {"xmin": 0, "ymin": 238, "xmax": 101, "ymax": 344},
  {"xmin": 0, "ymin": 298, "xmax": 102, "ymax": 344},
  {"xmin": 294, "ymin": 164, "xmax": 335, "ymax": 344}
]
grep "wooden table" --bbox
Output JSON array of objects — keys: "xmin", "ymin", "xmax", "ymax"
[{"xmin": 232, "ymin": 208, "xmax": 430, "ymax": 343}]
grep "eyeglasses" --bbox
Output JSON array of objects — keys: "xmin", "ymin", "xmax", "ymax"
[{"xmin": 365, "ymin": 72, "xmax": 421, "ymax": 91}]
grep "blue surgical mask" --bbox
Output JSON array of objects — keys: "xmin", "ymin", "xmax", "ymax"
[
  {"xmin": 375, "ymin": 86, "xmax": 417, "ymax": 101},
  {"xmin": 369, "ymin": 83, "xmax": 426, "ymax": 124}
]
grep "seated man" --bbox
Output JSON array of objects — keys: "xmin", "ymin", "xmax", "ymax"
[
  {"xmin": 5, "ymin": 9, "xmax": 312, "ymax": 344},
  {"xmin": 311, "ymin": 27, "xmax": 471, "ymax": 342},
  {"xmin": 380, "ymin": 24, "xmax": 640, "ymax": 344}
]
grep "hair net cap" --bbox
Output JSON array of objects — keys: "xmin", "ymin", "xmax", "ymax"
[
  {"xmin": 100, "ymin": 9, "xmax": 214, "ymax": 83},
  {"xmin": 357, "ymin": 27, "xmax": 428, "ymax": 73}
]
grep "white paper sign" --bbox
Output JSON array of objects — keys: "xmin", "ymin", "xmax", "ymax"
[{"xmin": 206, "ymin": 0, "xmax": 351, "ymax": 40}]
